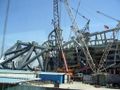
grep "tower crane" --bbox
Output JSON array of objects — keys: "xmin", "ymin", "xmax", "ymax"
[
  {"xmin": 63, "ymin": 0, "xmax": 96, "ymax": 73},
  {"xmin": 53, "ymin": 0, "xmax": 61, "ymax": 45},
  {"xmin": 97, "ymin": 11, "xmax": 120, "ymax": 27},
  {"xmin": 48, "ymin": 0, "xmax": 68, "ymax": 72},
  {"xmin": 72, "ymin": 8, "xmax": 90, "ymax": 32},
  {"xmin": 97, "ymin": 11, "xmax": 120, "ymax": 72}
]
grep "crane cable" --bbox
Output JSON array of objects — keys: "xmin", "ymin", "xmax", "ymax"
[
  {"xmin": 72, "ymin": 7, "xmax": 89, "ymax": 21},
  {"xmin": 1, "ymin": 0, "xmax": 10, "ymax": 58},
  {"xmin": 72, "ymin": 0, "xmax": 81, "ymax": 25},
  {"xmin": 68, "ymin": 0, "xmax": 81, "ymax": 41}
]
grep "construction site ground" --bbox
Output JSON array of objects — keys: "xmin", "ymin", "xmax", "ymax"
[{"xmin": 31, "ymin": 81, "xmax": 120, "ymax": 90}]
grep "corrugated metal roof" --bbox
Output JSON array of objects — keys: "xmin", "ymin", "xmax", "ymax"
[
  {"xmin": 0, "ymin": 69, "xmax": 37, "ymax": 79},
  {"xmin": 0, "ymin": 77, "xmax": 39, "ymax": 84},
  {"xmin": 40, "ymin": 72, "xmax": 65, "ymax": 75},
  {"xmin": 0, "ymin": 69, "xmax": 36, "ymax": 74}
]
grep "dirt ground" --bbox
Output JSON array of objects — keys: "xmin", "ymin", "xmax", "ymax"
[{"xmin": 35, "ymin": 81, "xmax": 120, "ymax": 90}]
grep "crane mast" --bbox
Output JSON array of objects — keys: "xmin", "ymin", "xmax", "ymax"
[
  {"xmin": 63, "ymin": 0, "xmax": 96, "ymax": 73},
  {"xmin": 53, "ymin": 0, "xmax": 63, "ymax": 50},
  {"xmin": 53, "ymin": 0, "xmax": 60, "ymax": 29},
  {"xmin": 96, "ymin": 11, "xmax": 120, "ymax": 72},
  {"xmin": 52, "ymin": 0, "xmax": 68, "ymax": 72},
  {"xmin": 63, "ymin": 0, "xmax": 79, "ymax": 35}
]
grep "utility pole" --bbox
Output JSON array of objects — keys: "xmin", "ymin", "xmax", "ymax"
[{"xmin": 1, "ymin": 0, "xmax": 10, "ymax": 58}]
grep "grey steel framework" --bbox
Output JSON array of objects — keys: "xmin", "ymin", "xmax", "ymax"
[
  {"xmin": 0, "ymin": 27, "xmax": 120, "ymax": 74},
  {"xmin": 0, "ymin": 0, "xmax": 120, "ymax": 75}
]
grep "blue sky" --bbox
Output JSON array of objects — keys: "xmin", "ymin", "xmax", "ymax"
[{"xmin": 0, "ymin": 0, "xmax": 120, "ymax": 51}]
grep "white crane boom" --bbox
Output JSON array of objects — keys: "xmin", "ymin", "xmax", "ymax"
[
  {"xmin": 97, "ymin": 11, "xmax": 120, "ymax": 22},
  {"xmin": 63, "ymin": 0, "xmax": 96, "ymax": 73}
]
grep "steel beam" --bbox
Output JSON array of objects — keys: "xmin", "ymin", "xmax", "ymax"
[
  {"xmin": 89, "ymin": 27, "xmax": 120, "ymax": 37},
  {"xmin": 34, "ymin": 49, "xmax": 43, "ymax": 70},
  {"xmin": 5, "ymin": 43, "xmax": 18, "ymax": 54},
  {"xmin": 5, "ymin": 47, "xmax": 28, "ymax": 55},
  {"xmin": 18, "ymin": 50, "xmax": 47, "ymax": 69},
  {"xmin": 18, "ymin": 46, "xmax": 34, "ymax": 69},
  {"xmin": 1, "ymin": 47, "xmax": 30, "ymax": 65}
]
